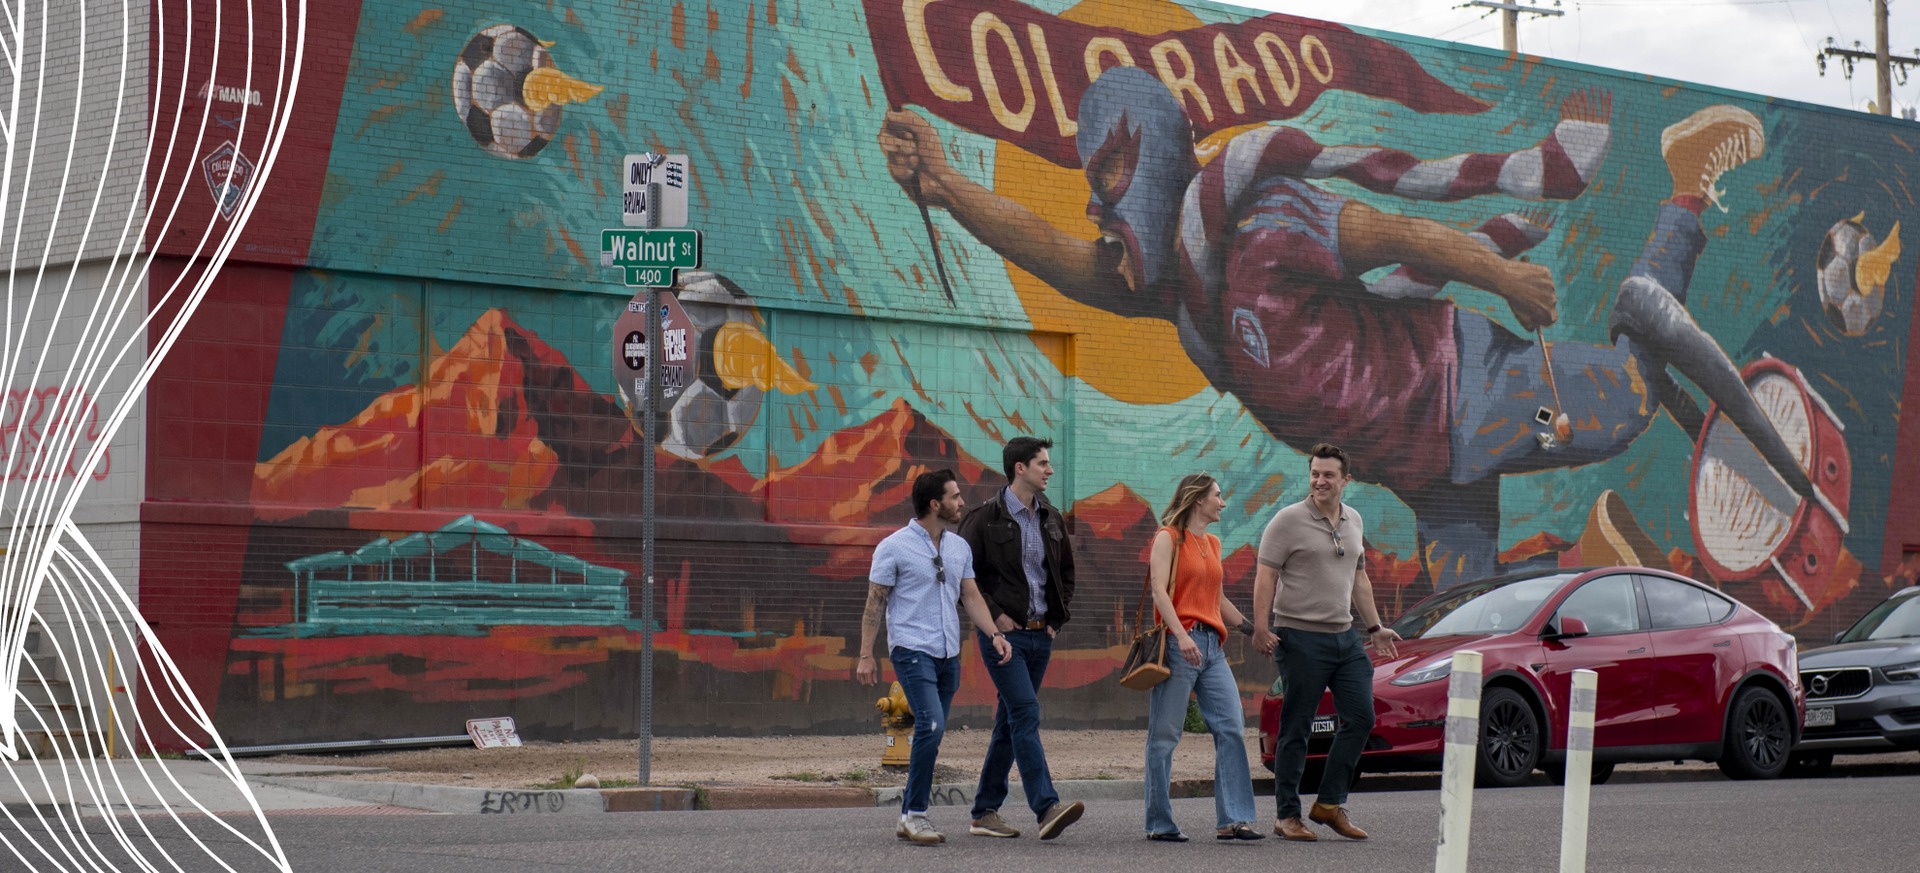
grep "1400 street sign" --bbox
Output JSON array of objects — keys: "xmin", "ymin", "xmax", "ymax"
[{"xmin": 601, "ymin": 229, "xmax": 701, "ymax": 287}]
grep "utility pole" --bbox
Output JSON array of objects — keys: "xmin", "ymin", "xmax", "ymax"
[
  {"xmin": 1466, "ymin": 0, "xmax": 1563, "ymax": 53},
  {"xmin": 1818, "ymin": 0, "xmax": 1920, "ymax": 115}
]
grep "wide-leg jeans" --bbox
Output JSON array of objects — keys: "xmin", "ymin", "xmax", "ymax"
[{"xmin": 1144, "ymin": 626, "xmax": 1256, "ymax": 834}]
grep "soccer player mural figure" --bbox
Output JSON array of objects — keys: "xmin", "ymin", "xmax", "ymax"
[{"xmin": 879, "ymin": 65, "xmax": 1826, "ymax": 589}]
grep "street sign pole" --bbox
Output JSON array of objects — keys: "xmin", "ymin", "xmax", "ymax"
[
  {"xmin": 640, "ymin": 281, "xmax": 658, "ymax": 787},
  {"xmin": 601, "ymin": 170, "xmax": 699, "ymax": 787}
]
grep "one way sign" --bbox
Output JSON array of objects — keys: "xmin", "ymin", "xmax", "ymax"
[{"xmin": 624, "ymin": 153, "xmax": 689, "ymax": 228}]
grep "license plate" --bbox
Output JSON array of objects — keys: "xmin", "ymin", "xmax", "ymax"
[
  {"xmin": 1804, "ymin": 706, "xmax": 1835, "ymax": 728},
  {"xmin": 1311, "ymin": 716, "xmax": 1337, "ymax": 735}
]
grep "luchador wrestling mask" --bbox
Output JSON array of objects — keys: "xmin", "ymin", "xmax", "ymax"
[{"xmin": 1076, "ymin": 66, "xmax": 1197, "ymax": 292}]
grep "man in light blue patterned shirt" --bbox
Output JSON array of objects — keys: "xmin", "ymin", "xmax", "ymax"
[{"xmin": 858, "ymin": 469, "xmax": 1010, "ymax": 845}]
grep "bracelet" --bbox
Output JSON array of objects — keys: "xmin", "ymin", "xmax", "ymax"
[
  {"xmin": 1365, "ymin": 624, "xmax": 1382, "ymax": 635},
  {"xmin": 1237, "ymin": 618, "xmax": 1255, "ymax": 637}
]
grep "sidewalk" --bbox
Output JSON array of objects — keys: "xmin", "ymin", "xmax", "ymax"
[{"xmin": 10, "ymin": 742, "xmax": 1909, "ymax": 817}]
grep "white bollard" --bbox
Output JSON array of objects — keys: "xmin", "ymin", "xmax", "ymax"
[
  {"xmin": 1433, "ymin": 650, "xmax": 1483, "ymax": 873},
  {"xmin": 1559, "ymin": 668, "xmax": 1599, "ymax": 873}
]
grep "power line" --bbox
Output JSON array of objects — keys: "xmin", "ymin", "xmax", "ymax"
[
  {"xmin": 1817, "ymin": 0, "xmax": 1918, "ymax": 114},
  {"xmin": 1464, "ymin": 0, "xmax": 1564, "ymax": 51}
]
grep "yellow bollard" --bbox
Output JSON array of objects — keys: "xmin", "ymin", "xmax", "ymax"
[{"xmin": 875, "ymin": 681, "xmax": 913, "ymax": 769}]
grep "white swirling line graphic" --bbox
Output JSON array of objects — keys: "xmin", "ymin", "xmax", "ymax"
[{"xmin": 0, "ymin": 2, "xmax": 305, "ymax": 871}]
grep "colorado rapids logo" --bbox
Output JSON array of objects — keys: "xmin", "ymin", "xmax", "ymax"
[{"xmin": 200, "ymin": 141, "xmax": 256, "ymax": 220}]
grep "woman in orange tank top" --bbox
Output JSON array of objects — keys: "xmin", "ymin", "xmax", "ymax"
[{"xmin": 1142, "ymin": 473, "xmax": 1262, "ymax": 842}]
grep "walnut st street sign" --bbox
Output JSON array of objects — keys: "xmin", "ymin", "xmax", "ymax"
[{"xmin": 600, "ymin": 229, "xmax": 702, "ymax": 287}]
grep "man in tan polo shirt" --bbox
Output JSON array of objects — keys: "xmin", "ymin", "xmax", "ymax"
[{"xmin": 1252, "ymin": 443, "xmax": 1402, "ymax": 842}]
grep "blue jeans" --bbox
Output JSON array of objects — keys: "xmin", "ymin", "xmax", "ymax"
[
  {"xmin": 1272, "ymin": 628, "xmax": 1375, "ymax": 819},
  {"xmin": 890, "ymin": 647, "xmax": 960, "ymax": 815},
  {"xmin": 971, "ymin": 628, "xmax": 1059, "ymax": 821},
  {"xmin": 1145, "ymin": 626, "xmax": 1256, "ymax": 833}
]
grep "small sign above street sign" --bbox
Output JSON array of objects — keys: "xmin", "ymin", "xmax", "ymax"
[
  {"xmin": 602, "ymin": 228, "xmax": 701, "ymax": 287},
  {"xmin": 623, "ymin": 153, "xmax": 689, "ymax": 228}
]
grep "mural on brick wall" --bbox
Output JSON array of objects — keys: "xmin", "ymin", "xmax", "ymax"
[{"xmin": 139, "ymin": 0, "xmax": 1920, "ymax": 744}]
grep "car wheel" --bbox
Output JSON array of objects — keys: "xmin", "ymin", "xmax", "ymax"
[
  {"xmin": 1783, "ymin": 751, "xmax": 1833, "ymax": 778},
  {"xmin": 1544, "ymin": 760, "xmax": 1614, "ymax": 786},
  {"xmin": 1475, "ymin": 687, "xmax": 1542, "ymax": 788},
  {"xmin": 1716, "ymin": 687, "xmax": 1791, "ymax": 780}
]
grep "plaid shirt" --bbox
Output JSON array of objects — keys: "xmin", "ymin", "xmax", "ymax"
[{"xmin": 1002, "ymin": 487, "xmax": 1048, "ymax": 623}]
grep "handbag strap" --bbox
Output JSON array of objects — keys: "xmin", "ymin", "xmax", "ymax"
[{"xmin": 1132, "ymin": 528, "xmax": 1183, "ymax": 633}]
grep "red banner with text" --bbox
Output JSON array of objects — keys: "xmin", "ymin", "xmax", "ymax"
[{"xmin": 862, "ymin": 0, "xmax": 1491, "ymax": 167}]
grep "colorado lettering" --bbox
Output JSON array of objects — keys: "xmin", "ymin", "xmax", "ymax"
[{"xmin": 866, "ymin": 0, "xmax": 1487, "ymax": 169}]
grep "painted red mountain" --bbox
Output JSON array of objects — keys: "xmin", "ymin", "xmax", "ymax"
[
  {"xmin": 251, "ymin": 309, "xmax": 997, "ymax": 562},
  {"xmin": 247, "ymin": 307, "xmax": 1447, "ymax": 604}
]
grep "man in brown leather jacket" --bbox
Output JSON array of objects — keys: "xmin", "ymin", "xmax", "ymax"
[{"xmin": 956, "ymin": 436, "xmax": 1084, "ymax": 840}]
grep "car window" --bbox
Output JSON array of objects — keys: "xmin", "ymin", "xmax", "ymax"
[
  {"xmin": 1554, "ymin": 574, "xmax": 1642, "ymax": 634},
  {"xmin": 1704, "ymin": 590, "xmax": 1735, "ymax": 622},
  {"xmin": 1838, "ymin": 592, "xmax": 1920, "ymax": 642},
  {"xmin": 1641, "ymin": 575, "xmax": 1713, "ymax": 629},
  {"xmin": 1392, "ymin": 574, "xmax": 1567, "ymax": 638}
]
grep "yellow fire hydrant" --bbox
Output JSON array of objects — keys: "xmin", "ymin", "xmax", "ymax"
[{"xmin": 875, "ymin": 680, "xmax": 914, "ymax": 769}]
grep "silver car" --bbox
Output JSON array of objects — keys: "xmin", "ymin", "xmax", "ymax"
[{"xmin": 1792, "ymin": 586, "xmax": 1920, "ymax": 773}]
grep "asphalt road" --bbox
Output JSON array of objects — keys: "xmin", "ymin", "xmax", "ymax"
[{"xmin": 6, "ymin": 770, "xmax": 1912, "ymax": 872}]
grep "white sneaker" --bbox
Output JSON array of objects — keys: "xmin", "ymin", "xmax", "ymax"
[{"xmin": 901, "ymin": 813, "xmax": 945, "ymax": 845}]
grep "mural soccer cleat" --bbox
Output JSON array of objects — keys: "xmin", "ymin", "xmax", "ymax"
[{"xmin": 1660, "ymin": 104, "xmax": 1765, "ymax": 212}]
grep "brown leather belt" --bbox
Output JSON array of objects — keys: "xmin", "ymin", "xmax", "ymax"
[{"xmin": 1024, "ymin": 620, "xmax": 1046, "ymax": 630}]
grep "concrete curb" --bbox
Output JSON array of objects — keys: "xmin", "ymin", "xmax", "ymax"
[
  {"xmin": 256, "ymin": 761, "xmax": 1785, "ymax": 815},
  {"xmin": 702, "ymin": 784, "xmax": 876, "ymax": 810},
  {"xmin": 254, "ymin": 778, "xmax": 607, "ymax": 815},
  {"xmin": 603, "ymin": 787, "xmax": 699, "ymax": 812}
]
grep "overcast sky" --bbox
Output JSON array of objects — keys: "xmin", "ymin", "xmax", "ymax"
[{"xmin": 1231, "ymin": 0, "xmax": 1920, "ymax": 114}]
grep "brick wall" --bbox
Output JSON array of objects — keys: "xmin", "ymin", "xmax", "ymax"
[{"xmin": 120, "ymin": 0, "xmax": 1920, "ymax": 743}]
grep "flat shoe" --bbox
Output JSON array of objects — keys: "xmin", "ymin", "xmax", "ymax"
[
  {"xmin": 1216, "ymin": 823, "xmax": 1266, "ymax": 841},
  {"xmin": 1147, "ymin": 832, "xmax": 1190, "ymax": 842}
]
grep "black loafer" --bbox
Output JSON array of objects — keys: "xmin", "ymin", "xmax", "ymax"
[
  {"xmin": 1147, "ymin": 831, "xmax": 1190, "ymax": 843},
  {"xmin": 1216, "ymin": 823, "xmax": 1266, "ymax": 841}
]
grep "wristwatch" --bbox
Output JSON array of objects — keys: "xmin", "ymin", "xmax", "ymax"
[
  {"xmin": 1365, "ymin": 624, "xmax": 1382, "ymax": 635},
  {"xmin": 1237, "ymin": 618, "xmax": 1255, "ymax": 637}
]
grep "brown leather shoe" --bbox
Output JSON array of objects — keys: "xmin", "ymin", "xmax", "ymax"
[
  {"xmin": 1308, "ymin": 803, "xmax": 1369, "ymax": 840},
  {"xmin": 1273, "ymin": 816, "xmax": 1318, "ymax": 841}
]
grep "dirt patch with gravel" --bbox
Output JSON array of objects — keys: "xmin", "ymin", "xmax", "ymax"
[{"xmin": 262, "ymin": 728, "xmax": 1265, "ymax": 791}]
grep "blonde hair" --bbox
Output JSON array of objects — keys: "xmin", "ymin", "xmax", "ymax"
[{"xmin": 1158, "ymin": 473, "xmax": 1219, "ymax": 530}]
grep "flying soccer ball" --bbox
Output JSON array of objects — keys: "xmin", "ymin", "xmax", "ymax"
[
  {"xmin": 664, "ymin": 272, "xmax": 766, "ymax": 460},
  {"xmin": 450, "ymin": 24, "xmax": 602, "ymax": 160},
  {"xmin": 621, "ymin": 272, "xmax": 815, "ymax": 461},
  {"xmin": 1816, "ymin": 212, "xmax": 1901, "ymax": 337}
]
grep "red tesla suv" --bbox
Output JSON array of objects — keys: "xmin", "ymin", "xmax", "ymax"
[{"xmin": 1258, "ymin": 567, "xmax": 1803, "ymax": 786}]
